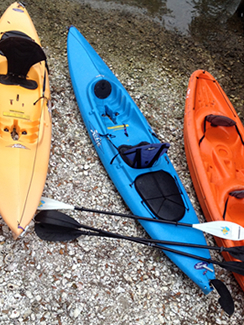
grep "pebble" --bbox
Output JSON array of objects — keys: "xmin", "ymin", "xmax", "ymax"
[
  {"xmin": 9, "ymin": 310, "xmax": 20, "ymax": 319},
  {"xmin": 25, "ymin": 291, "xmax": 33, "ymax": 299},
  {"xmin": 4, "ymin": 254, "xmax": 14, "ymax": 264},
  {"xmin": 73, "ymin": 308, "xmax": 81, "ymax": 318}
]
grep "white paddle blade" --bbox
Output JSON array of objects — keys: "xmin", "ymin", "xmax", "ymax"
[
  {"xmin": 193, "ymin": 221, "xmax": 244, "ymax": 241},
  {"xmin": 38, "ymin": 197, "xmax": 75, "ymax": 211}
]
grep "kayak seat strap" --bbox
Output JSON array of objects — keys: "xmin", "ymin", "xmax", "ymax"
[
  {"xmin": 110, "ymin": 142, "xmax": 170, "ymax": 168},
  {"xmin": 199, "ymin": 114, "xmax": 244, "ymax": 145},
  {"xmin": 0, "ymin": 31, "xmax": 47, "ymax": 90},
  {"xmin": 135, "ymin": 170, "xmax": 185, "ymax": 221}
]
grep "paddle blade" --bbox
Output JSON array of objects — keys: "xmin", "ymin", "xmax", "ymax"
[
  {"xmin": 226, "ymin": 246, "xmax": 244, "ymax": 261},
  {"xmin": 35, "ymin": 222, "xmax": 82, "ymax": 241},
  {"xmin": 39, "ymin": 197, "xmax": 75, "ymax": 210},
  {"xmin": 193, "ymin": 221, "xmax": 244, "ymax": 241},
  {"xmin": 220, "ymin": 260, "xmax": 244, "ymax": 276},
  {"xmin": 210, "ymin": 279, "xmax": 234, "ymax": 316},
  {"xmin": 35, "ymin": 210, "xmax": 82, "ymax": 229}
]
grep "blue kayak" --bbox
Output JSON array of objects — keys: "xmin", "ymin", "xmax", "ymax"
[{"xmin": 67, "ymin": 26, "xmax": 216, "ymax": 294}]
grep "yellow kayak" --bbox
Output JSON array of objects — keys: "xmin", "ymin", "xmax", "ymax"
[{"xmin": 0, "ymin": 2, "xmax": 51, "ymax": 238}]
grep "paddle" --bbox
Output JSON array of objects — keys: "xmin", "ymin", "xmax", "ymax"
[
  {"xmin": 34, "ymin": 210, "xmax": 244, "ymax": 277},
  {"xmin": 34, "ymin": 218, "xmax": 244, "ymax": 261},
  {"xmin": 39, "ymin": 196, "xmax": 244, "ymax": 241}
]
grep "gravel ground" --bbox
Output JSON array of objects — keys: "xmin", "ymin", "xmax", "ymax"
[{"xmin": 0, "ymin": 0, "xmax": 244, "ymax": 324}]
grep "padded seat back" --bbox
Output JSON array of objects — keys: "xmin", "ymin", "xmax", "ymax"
[
  {"xmin": 117, "ymin": 142, "xmax": 170, "ymax": 169},
  {"xmin": 0, "ymin": 31, "xmax": 47, "ymax": 89}
]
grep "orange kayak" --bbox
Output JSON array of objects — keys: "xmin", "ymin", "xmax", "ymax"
[
  {"xmin": 0, "ymin": 2, "xmax": 51, "ymax": 238},
  {"xmin": 184, "ymin": 69, "xmax": 244, "ymax": 290}
]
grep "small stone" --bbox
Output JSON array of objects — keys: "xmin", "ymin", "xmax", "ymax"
[
  {"xmin": 26, "ymin": 291, "xmax": 33, "ymax": 299},
  {"xmin": 9, "ymin": 310, "xmax": 20, "ymax": 319},
  {"xmin": 73, "ymin": 308, "xmax": 81, "ymax": 318},
  {"xmin": 31, "ymin": 313, "xmax": 36, "ymax": 321},
  {"xmin": 23, "ymin": 309, "xmax": 32, "ymax": 318},
  {"xmin": 36, "ymin": 295, "xmax": 42, "ymax": 302},
  {"xmin": 4, "ymin": 254, "xmax": 14, "ymax": 264}
]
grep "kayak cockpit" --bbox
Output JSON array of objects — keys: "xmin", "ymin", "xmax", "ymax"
[{"xmin": 92, "ymin": 78, "xmax": 134, "ymax": 123}]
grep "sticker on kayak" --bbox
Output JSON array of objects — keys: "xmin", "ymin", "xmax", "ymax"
[
  {"xmin": 107, "ymin": 124, "xmax": 129, "ymax": 137},
  {"xmin": 194, "ymin": 262, "xmax": 213, "ymax": 273},
  {"xmin": 89, "ymin": 122, "xmax": 104, "ymax": 153},
  {"xmin": 107, "ymin": 124, "xmax": 129, "ymax": 130},
  {"xmin": 3, "ymin": 111, "xmax": 30, "ymax": 120}
]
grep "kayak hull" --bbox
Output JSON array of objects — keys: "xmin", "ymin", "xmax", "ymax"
[
  {"xmin": 184, "ymin": 70, "xmax": 244, "ymax": 290},
  {"xmin": 67, "ymin": 27, "xmax": 216, "ymax": 294},
  {"xmin": 0, "ymin": 3, "xmax": 51, "ymax": 238}
]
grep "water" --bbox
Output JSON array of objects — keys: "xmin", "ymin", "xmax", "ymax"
[
  {"xmin": 83, "ymin": 0, "xmax": 244, "ymax": 35},
  {"xmin": 162, "ymin": 0, "xmax": 242, "ymax": 34}
]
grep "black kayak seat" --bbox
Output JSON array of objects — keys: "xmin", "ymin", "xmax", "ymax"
[
  {"xmin": 0, "ymin": 31, "xmax": 47, "ymax": 90},
  {"xmin": 199, "ymin": 114, "xmax": 244, "ymax": 145},
  {"xmin": 204, "ymin": 114, "xmax": 236, "ymax": 128},
  {"xmin": 111, "ymin": 141, "xmax": 170, "ymax": 169},
  {"xmin": 135, "ymin": 170, "xmax": 186, "ymax": 221}
]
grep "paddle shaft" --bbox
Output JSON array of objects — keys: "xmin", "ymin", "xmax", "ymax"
[
  {"xmin": 75, "ymin": 226, "xmax": 222, "ymax": 251},
  {"xmin": 75, "ymin": 206, "xmax": 193, "ymax": 228},
  {"xmin": 138, "ymin": 239, "xmax": 244, "ymax": 261},
  {"xmin": 82, "ymin": 227, "xmax": 217, "ymax": 260}
]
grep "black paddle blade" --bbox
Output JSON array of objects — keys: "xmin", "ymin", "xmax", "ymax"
[
  {"xmin": 35, "ymin": 222, "xmax": 82, "ymax": 241},
  {"xmin": 225, "ymin": 246, "xmax": 244, "ymax": 261},
  {"xmin": 221, "ymin": 260, "xmax": 244, "ymax": 276},
  {"xmin": 210, "ymin": 279, "xmax": 234, "ymax": 316},
  {"xmin": 35, "ymin": 210, "xmax": 82, "ymax": 229}
]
